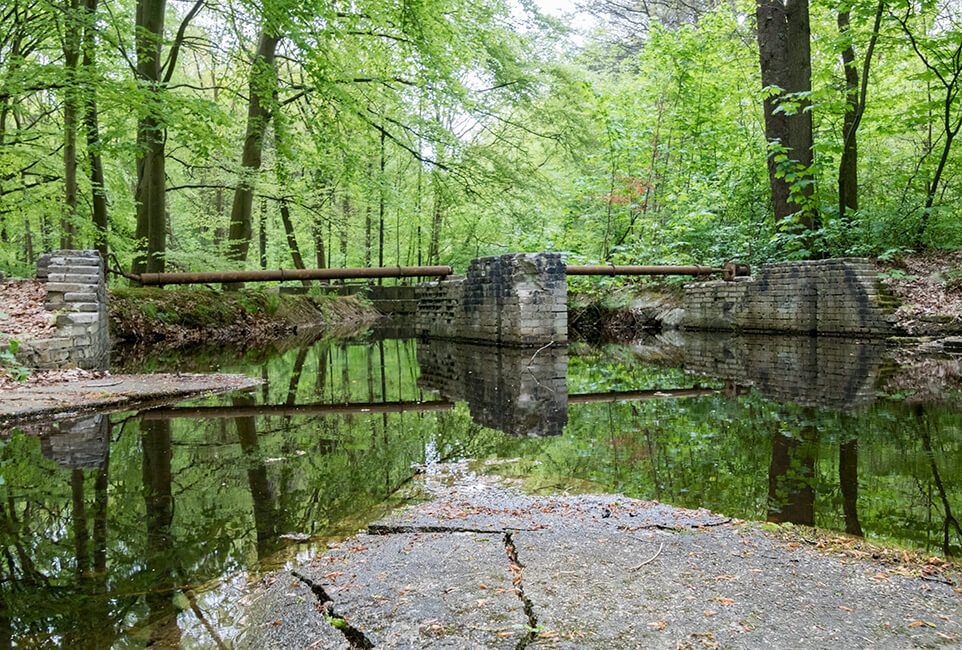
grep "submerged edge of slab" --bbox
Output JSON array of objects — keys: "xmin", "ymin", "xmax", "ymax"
[{"xmin": 0, "ymin": 373, "xmax": 263, "ymax": 426}]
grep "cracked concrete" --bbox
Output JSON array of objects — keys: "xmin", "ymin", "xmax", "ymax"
[{"xmin": 239, "ymin": 463, "xmax": 962, "ymax": 649}]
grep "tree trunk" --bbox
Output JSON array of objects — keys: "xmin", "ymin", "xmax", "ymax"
[
  {"xmin": 755, "ymin": 0, "xmax": 819, "ymax": 241},
  {"xmin": 428, "ymin": 176, "xmax": 443, "ymax": 265},
  {"xmin": 339, "ymin": 192, "xmax": 350, "ymax": 272},
  {"xmin": 837, "ymin": 10, "xmax": 859, "ymax": 221},
  {"xmin": 258, "ymin": 197, "xmax": 267, "ymax": 269},
  {"xmin": 62, "ymin": 0, "xmax": 81, "ymax": 250},
  {"xmin": 82, "ymin": 0, "xmax": 108, "ymax": 260},
  {"xmin": 226, "ymin": 30, "xmax": 280, "ymax": 269},
  {"xmin": 837, "ymin": 1, "xmax": 883, "ymax": 224},
  {"xmin": 132, "ymin": 0, "xmax": 167, "ymax": 276}
]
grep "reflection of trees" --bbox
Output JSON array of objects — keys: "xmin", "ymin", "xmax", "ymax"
[
  {"xmin": 766, "ymin": 414, "xmax": 817, "ymax": 527},
  {"xmin": 142, "ymin": 419, "xmax": 182, "ymax": 648},
  {"xmin": 915, "ymin": 405, "xmax": 962, "ymax": 557},
  {"xmin": 234, "ymin": 394, "xmax": 279, "ymax": 560},
  {"xmin": 839, "ymin": 431, "xmax": 863, "ymax": 536}
]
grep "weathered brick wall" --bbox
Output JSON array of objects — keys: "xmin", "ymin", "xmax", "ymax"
[
  {"xmin": 683, "ymin": 258, "xmax": 894, "ymax": 336},
  {"xmin": 16, "ymin": 250, "xmax": 110, "ymax": 370},
  {"xmin": 684, "ymin": 333, "xmax": 886, "ymax": 410},
  {"xmin": 417, "ymin": 340, "xmax": 568, "ymax": 436},
  {"xmin": 416, "ymin": 253, "xmax": 567, "ymax": 346}
]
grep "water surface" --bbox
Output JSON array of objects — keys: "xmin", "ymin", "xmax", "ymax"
[{"xmin": 1, "ymin": 332, "xmax": 960, "ymax": 647}]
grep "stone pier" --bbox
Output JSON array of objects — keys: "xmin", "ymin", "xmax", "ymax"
[
  {"xmin": 15, "ymin": 250, "xmax": 110, "ymax": 370},
  {"xmin": 415, "ymin": 253, "xmax": 567, "ymax": 346}
]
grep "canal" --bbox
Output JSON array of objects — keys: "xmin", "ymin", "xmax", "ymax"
[{"xmin": 0, "ymin": 330, "xmax": 960, "ymax": 647}]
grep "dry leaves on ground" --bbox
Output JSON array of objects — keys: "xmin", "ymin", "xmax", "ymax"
[{"xmin": 0, "ymin": 280, "xmax": 56, "ymax": 341}]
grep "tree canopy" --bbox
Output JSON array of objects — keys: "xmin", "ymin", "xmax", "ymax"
[{"xmin": 0, "ymin": 0, "xmax": 959, "ymax": 279}]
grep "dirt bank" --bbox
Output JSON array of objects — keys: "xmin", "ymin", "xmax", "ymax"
[{"xmin": 109, "ymin": 287, "xmax": 380, "ymax": 350}]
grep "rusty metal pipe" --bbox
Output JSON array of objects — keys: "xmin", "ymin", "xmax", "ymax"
[
  {"xmin": 566, "ymin": 265, "xmax": 722, "ymax": 276},
  {"xmin": 137, "ymin": 265, "xmax": 453, "ymax": 286}
]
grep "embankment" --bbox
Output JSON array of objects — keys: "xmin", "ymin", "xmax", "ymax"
[{"xmin": 110, "ymin": 287, "xmax": 379, "ymax": 351}]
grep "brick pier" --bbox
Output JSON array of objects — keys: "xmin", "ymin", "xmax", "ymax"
[{"xmin": 415, "ymin": 253, "xmax": 567, "ymax": 346}]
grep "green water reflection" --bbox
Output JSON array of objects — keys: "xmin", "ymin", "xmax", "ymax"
[{"xmin": 0, "ymin": 335, "xmax": 960, "ymax": 646}]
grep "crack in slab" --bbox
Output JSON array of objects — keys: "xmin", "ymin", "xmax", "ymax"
[
  {"xmin": 368, "ymin": 523, "xmax": 506, "ymax": 535},
  {"xmin": 292, "ymin": 569, "xmax": 374, "ymax": 649},
  {"xmin": 503, "ymin": 531, "xmax": 539, "ymax": 650}
]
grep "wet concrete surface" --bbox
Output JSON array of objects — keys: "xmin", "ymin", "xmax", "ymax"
[
  {"xmin": 242, "ymin": 463, "xmax": 962, "ymax": 649},
  {"xmin": 0, "ymin": 373, "xmax": 262, "ymax": 425}
]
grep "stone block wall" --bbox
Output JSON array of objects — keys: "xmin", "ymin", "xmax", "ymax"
[
  {"xmin": 684, "ymin": 333, "xmax": 886, "ymax": 410},
  {"xmin": 416, "ymin": 253, "xmax": 567, "ymax": 346},
  {"xmin": 682, "ymin": 258, "xmax": 894, "ymax": 336},
  {"xmin": 417, "ymin": 339, "xmax": 568, "ymax": 436},
  {"xmin": 16, "ymin": 250, "xmax": 110, "ymax": 370}
]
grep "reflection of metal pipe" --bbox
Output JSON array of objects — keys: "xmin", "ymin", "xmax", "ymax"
[
  {"xmin": 137, "ymin": 265, "xmax": 453, "ymax": 286},
  {"xmin": 567, "ymin": 388, "xmax": 718, "ymax": 404},
  {"xmin": 140, "ymin": 399, "xmax": 455, "ymax": 420},
  {"xmin": 141, "ymin": 387, "xmax": 719, "ymax": 421}
]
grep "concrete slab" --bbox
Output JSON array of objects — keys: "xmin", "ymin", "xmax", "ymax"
[
  {"xmin": 252, "ymin": 463, "xmax": 962, "ymax": 649},
  {"xmin": 296, "ymin": 532, "xmax": 527, "ymax": 647},
  {"xmin": 238, "ymin": 571, "xmax": 349, "ymax": 650},
  {"xmin": 0, "ymin": 373, "xmax": 262, "ymax": 426}
]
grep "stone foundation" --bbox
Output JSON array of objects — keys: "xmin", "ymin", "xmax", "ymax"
[
  {"xmin": 682, "ymin": 258, "xmax": 895, "ymax": 336},
  {"xmin": 16, "ymin": 250, "xmax": 110, "ymax": 370},
  {"xmin": 415, "ymin": 253, "xmax": 567, "ymax": 346}
]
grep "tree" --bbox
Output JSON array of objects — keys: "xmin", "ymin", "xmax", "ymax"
[
  {"xmin": 836, "ymin": 0, "xmax": 884, "ymax": 223},
  {"xmin": 755, "ymin": 0, "xmax": 819, "ymax": 245},
  {"xmin": 893, "ymin": 0, "xmax": 962, "ymax": 247}
]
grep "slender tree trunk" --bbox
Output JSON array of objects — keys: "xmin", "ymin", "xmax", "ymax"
[
  {"xmin": 365, "ymin": 164, "xmax": 373, "ymax": 267},
  {"xmin": 62, "ymin": 0, "xmax": 81, "ymax": 249},
  {"xmin": 132, "ymin": 0, "xmax": 167, "ymax": 276},
  {"xmin": 82, "ymin": 0, "xmax": 108, "ymax": 260},
  {"xmin": 756, "ymin": 0, "xmax": 819, "ymax": 240},
  {"xmin": 378, "ymin": 129, "xmax": 385, "ymax": 284},
  {"xmin": 837, "ymin": 0, "xmax": 883, "ymax": 223},
  {"xmin": 227, "ymin": 30, "xmax": 280, "ymax": 269},
  {"xmin": 838, "ymin": 11, "xmax": 859, "ymax": 221},
  {"xmin": 428, "ymin": 176, "xmax": 443, "ymax": 265},
  {"xmin": 339, "ymin": 192, "xmax": 350, "ymax": 271},
  {"xmin": 258, "ymin": 197, "xmax": 267, "ymax": 269}
]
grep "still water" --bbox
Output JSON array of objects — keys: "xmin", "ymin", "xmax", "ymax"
[{"xmin": 1, "ymin": 331, "xmax": 961, "ymax": 647}]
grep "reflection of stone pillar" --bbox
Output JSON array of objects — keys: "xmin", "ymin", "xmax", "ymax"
[
  {"xmin": 40, "ymin": 414, "xmax": 109, "ymax": 469},
  {"xmin": 418, "ymin": 340, "xmax": 568, "ymax": 436},
  {"xmin": 767, "ymin": 423, "xmax": 817, "ymax": 526}
]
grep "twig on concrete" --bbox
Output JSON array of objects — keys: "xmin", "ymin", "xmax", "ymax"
[{"xmin": 630, "ymin": 542, "xmax": 665, "ymax": 571}]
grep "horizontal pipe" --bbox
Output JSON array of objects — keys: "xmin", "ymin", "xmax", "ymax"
[
  {"xmin": 141, "ymin": 399, "xmax": 456, "ymax": 420},
  {"xmin": 137, "ymin": 266, "xmax": 453, "ymax": 285},
  {"xmin": 565, "ymin": 265, "xmax": 724, "ymax": 276}
]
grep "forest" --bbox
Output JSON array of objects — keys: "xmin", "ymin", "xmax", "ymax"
[{"xmin": 0, "ymin": 0, "xmax": 959, "ymax": 280}]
